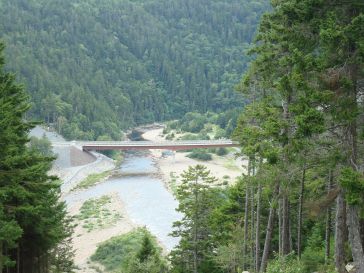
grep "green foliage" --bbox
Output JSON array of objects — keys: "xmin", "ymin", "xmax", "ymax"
[
  {"xmin": 339, "ymin": 167, "xmax": 364, "ymax": 206},
  {"xmin": 136, "ymin": 235, "xmax": 156, "ymax": 263},
  {"xmin": 169, "ymin": 172, "xmax": 179, "ymax": 194},
  {"xmin": 213, "ymin": 147, "xmax": 229, "ymax": 156},
  {"xmin": 76, "ymin": 195, "xmax": 122, "ymax": 232},
  {"xmin": 179, "ymin": 133, "xmax": 201, "ymax": 141},
  {"xmin": 180, "ymin": 112, "xmax": 206, "ymax": 133},
  {"xmin": 1, "ymin": 0, "xmax": 269, "ymax": 139},
  {"xmin": 300, "ymin": 225, "xmax": 327, "ymax": 272},
  {"xmin": 172, "ymin": 110, "xmax": 240, "ymax": 139},
  {"xmin": 91, "ymin": 228, "xmax": 167, "ymax": 273},
  {"xmin": 0, "ymin": 42, "xmax": 74, "ymax": 272},
  {"xmin": 165, "ymin": 132, "xmax": 175, "ymax": 140},
  {"xmin": 187, "ymin": 150, "xmax": 213, "ymax": 161},
  {"xmin": 233, "ymin": 0, "xmax": 364, "ymax": 271},
  {"xmin": 170, "ymin": 165, "xmax": 220, "ymax": 273},
  {"xmin": 266, "ymin": 254, "xmax": 305, "ymax": 273},
  {"xmin": 29, "ymin": 135, "xmax": 54, "ymax": 157},
  {"xmin": 49, "ymin": 216, "xmax": 77, "ymax": 273},
  {"xmin": 72, "ymin": 170, "xmax": 111, "ymax": 191},
  {"xmin": 233, "ymin": 100, "xmax": 282, "ymax": 160}
]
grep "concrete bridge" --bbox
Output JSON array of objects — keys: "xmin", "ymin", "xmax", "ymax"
[{"xmin": 52, "ymin": 140, "xmax": 240, "ymax": 151}]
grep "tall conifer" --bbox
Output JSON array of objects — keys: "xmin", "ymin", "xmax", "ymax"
[{"xmin": 0, "ymin": 42, "xmax": 74, "ymax": 273}]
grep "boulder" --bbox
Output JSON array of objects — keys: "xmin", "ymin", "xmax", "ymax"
[{"xmin": 346, "ymin": 263, "xmax": 357, "ymax": 273}]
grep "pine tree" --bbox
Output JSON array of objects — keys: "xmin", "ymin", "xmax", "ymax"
[
  {"xmin": 137, "ymin": 233, "xmax": 156, "ymax": 263},
  {"xmin": 0, "ymin": 42, "xmax": 74, "ymax": 273},
  {"xmin": 235, "ymin": 0, "xmax": 364, "ymax": 272},
  {"xmin": 170, "ymin": 165, "xmax": 218, "ymax": 273}
]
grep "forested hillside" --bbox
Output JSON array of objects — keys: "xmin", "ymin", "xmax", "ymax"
[{"xmin": 0, "ymin": 0, "xmax": 269, "ymax": 140}]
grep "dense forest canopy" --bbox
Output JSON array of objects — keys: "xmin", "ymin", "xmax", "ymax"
[{"xmin": 0, "ymin": 0, "xmax": 269, "ymax": 140}]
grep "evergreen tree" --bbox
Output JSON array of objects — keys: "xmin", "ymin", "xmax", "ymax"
[
  {"xmin": 0, "ymin": 42, "xmax": 74, "ymax": 273},
  {"xmin": 170, "ymin": 165, "xmax": 219, "ymax": 273},
  {"xmin": 137, "ymin": 234, "xmax": 156, "ymax": 263},
  {"xmin": 125, "ymin": 232, "xmax": 167, "ymax": 273},
  {"xmin": 233, "ymin": 0, "xmax": 364, "ymax": 272}
]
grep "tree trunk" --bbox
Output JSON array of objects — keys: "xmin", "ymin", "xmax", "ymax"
[
  {"xmin": 345, "ymin": 62, "xmax": 364, "ymax": 273},
  {"xmin": 4, "ymin": 247, "xmax": 7, "ymax": 273},
  {"xmin": 0, "ymin": 241, "xmax": 3, "ymax": 273},
  {"xmin": 278, "ymin": 192, "xmax": 282, "ymax": 256},
  {"xmin": 243, "ymin": 187, "xmax": 249, "ymax": 270},
  {"xmin": 45, "ymin": 254, "xmax": 48, "ymax": 273},
  {"xmin": 193, "ymin": 178, "xmax": 198, "ymax": 273},
  {"xmin": 297, "ymin": 165, "xmax": 306, "ymax": 259},
  {"xmin": 360, "ymin": 219, "xmax": 364, "ymax": 251},
  {"xmin": 242, "ymin": 159, "xmax": 251, "ymax": 270},
  {"xmin": 251, "ymin": 185, "xmax": 255, "ymax": 269},
  {"xmin": 282, "ymin": 194, "xmax": 290, "ymax": 255},
  {"xmin": 255, "ymin": 182, "xmax": 262, "ymax": 272},
  {"xmin": 17, "ymin": 247, "xmax": 20, "ymax": 273},
  {"xmin": 335, "ymin": 191, "xmax": 347, "ymax": 273},
  {"xmin": 346, "ymin": 204, "xmax": 364, "ymax": 273},
  {"xmin": 260, "ymin": 184, "xmax": 279, "ymax": 272},
  {"xmin": 325, "ymin": 170, "xmax": 333, "ymax": 264},
  {"xmin": 288, "ymin": 212, "xmax": 293, "ymax": 253},
  {"xmin": 325, "ymin": 203, "xmax": 332, "ymax": 264}
]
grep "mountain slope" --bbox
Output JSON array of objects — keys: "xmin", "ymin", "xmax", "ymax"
[{"xmin": 0, "ymin": 0, "xmax": 269, "ymax": 139}]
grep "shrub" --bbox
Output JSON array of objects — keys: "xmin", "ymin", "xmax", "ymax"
[
  {"xmin": 214, "ymin": 128, "xmax": 227, "ymax": 139},
  {"xmin": 266, "ymin": 254, "xmax": 305, "ymax": 273},
  {"xmin": 216, "ymin": 147, "xmax": 228, "ymax": 156},
  {"xmin": 29, "ymin": 136, "xmax": 54, "ymax": 156},
  {"xmin": 91, "ymin": 228, "xmax": 167, "ymax": 273},
  {"xmin": 179, "ymin": 133, "xmax": 200, "ymax": 141},
  {"xmin": 165, "ymin": 133, "xmax": 175, "ymax": 140},
  {"xmin": 187, "ymin": 150, "xmax": 212, "ymax": 161},
  {"xmin": 167, "ymin": 120, "xmax": 179, "ymax": 130}
]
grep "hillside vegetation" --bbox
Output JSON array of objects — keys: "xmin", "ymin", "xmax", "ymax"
[{"xmin": 1, "ymin": 0, "xmax": 269, "ymax": 140}]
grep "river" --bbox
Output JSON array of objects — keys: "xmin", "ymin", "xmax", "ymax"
[{"xmin": 64, "ymin": 151, "xmax": 181, "ymax": 251}]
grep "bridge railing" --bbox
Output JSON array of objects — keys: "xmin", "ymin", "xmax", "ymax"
[
  {"xmin": 51, "ymin": 140, "xmax": 240, "ymax": 148},
  {"xmin": 80, "ymin": 140, "xmax": 238, "ymax": 146}
]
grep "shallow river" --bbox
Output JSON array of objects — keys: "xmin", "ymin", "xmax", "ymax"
[{"xmin": 65, "ymin": 151, "xmax": 181, "ymax": 251}]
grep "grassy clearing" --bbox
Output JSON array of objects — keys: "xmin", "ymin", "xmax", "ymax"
[
  {"xmin": 76, "ymin": 195, "xmax": 122, "ymax": 232},
  {"xmin": 72, "ymin": 170, "xmax": 111, "ymax": 191},
  {"xmin": 91, "ymin": 227, "xmax": 166, "ymax": 272}
]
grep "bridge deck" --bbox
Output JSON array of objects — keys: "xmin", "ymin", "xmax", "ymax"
[
  {"xmin": 77, "ymin": 140, "xmax": 239, "ymax": 151},
  {"xmin": 82, "ymin": 140, "xmax": 239, "ymax": 151}
]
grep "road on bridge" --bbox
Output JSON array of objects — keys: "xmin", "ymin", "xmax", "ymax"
[{"xmin": 51, "ymin": 140, "xmax": 240, "ymax": 151}]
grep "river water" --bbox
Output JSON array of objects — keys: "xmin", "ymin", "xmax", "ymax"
[{"xmin": 64, "ymin": 151, "xmax": 181, "ymax": 251}]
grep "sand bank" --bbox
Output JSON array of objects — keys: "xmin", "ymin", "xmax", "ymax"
[{"xmin": 142, "ymin": 128, "xmax": 247, "ymax": 188}]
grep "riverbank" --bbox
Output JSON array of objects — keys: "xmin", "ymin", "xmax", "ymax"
[
  {"xmin": 63, "ymin": 151, "xmax": 180, "ymax": 272},
  {"xmin": 58, "ymin": 154, "xmax": 138, "ymax": 273},
  {"xmin": 142, "ymin": 128, "xmax": 247, "ymax": 190},
  {"xmin": 67, "ymin": 193, "xmax": 136, "ymax": 273}
]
